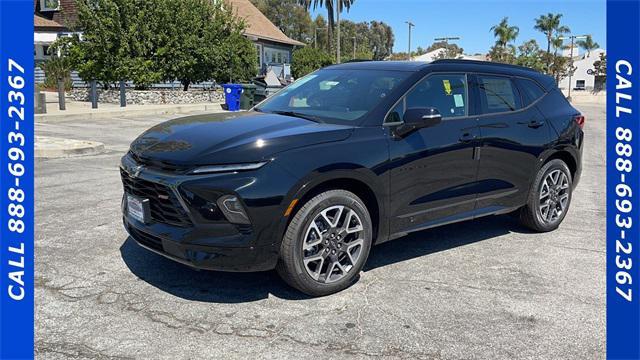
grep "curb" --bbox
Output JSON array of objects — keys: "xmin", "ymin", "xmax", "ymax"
[
  {"xmin": 35, "ymin": 136, "xmax": 106, "ymax": 158},
  {"xmin": 35, "ymin": 102, "xmax": 226, "ymax": 123}
]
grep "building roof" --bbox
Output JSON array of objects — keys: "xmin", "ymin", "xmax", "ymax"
[
  {"xmin": 226, "ymin": 0, "xmax": 305, "ymax": 47},
  {"xmin": 34, "ymin": 14, "xmax": 65, "ymax": 30}
]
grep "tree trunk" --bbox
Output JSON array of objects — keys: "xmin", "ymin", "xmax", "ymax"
[
  {"xmin": 182, "ymin": 80, "xmax": 190, "ymax": 91},
  {"xmin": 545, "ymin": 34, "xmax": 552, "ymax": 71}
]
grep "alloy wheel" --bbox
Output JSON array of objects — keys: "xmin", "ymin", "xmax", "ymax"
[
  {"xmin": 538, "ymin": 169, "xmax": 570, "ymax": 224},
  {"xmin": 302, "ymin": 205, "xmax": 365, "ymax": 283}
]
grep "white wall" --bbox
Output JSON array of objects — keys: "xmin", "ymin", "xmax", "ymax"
[{"xmin": 558, "ymin": 48, "xmax": 606, "ymax": 91}]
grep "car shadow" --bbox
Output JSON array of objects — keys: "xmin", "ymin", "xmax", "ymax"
[{"xmin": 120, "ymin": 214, "xmax": 533, "ymax": 303}]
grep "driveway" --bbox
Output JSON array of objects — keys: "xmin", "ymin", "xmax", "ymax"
[{"xmin": 35, "ymin": 104, "xmax": 605, "ymax": 359}]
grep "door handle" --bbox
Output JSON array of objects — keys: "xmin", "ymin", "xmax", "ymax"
[
  {"xmin": 459, "ymin": 132, "xmax": 476, "ymax": 143},
  {"xmin": 526, "ymin": 120, "xmax": 545, "ymax": 128}
]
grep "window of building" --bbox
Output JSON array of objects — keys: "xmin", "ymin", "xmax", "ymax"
[
  {"xmin": 40, "ymin": 0, "xmax": 60, "ymax": 11},
  {"xmin": 575, "ymin": 80, "xmax": 586, "ymax": 89},
  {"xmin": 476, "ymin": 75, "xmax": 521, "ymax": 114}
]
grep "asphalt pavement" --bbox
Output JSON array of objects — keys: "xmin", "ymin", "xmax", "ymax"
[{"xmin": 35, "ymin": 104, "xmax": 605, "ymax": 359}]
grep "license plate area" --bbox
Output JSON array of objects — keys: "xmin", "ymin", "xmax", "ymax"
[{"xmin": 127, "ymin": 194, "xmax": 150, "ymax": 224}]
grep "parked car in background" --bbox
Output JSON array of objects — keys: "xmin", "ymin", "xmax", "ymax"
[{"xmin": 121, "ymin": 59, "xmax": 584, "ymax": 296}]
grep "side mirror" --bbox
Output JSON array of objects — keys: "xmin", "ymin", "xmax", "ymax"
[{"xmin": 394, "ymin": 107, "xmax": 442, "ymax": 138}]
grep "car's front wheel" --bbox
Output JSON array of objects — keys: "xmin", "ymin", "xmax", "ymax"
[
  {"xmin": 519, "ymin": 159, "xmax": 573, "ymax": 232},
  {"xmin": 276, "ymin": 190, "xmax": 373, "ymax": 296}
]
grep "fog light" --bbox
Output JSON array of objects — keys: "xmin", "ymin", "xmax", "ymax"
[{"xmin": 217, "ymin": 195, "xmax": 250, "ymax": 224}]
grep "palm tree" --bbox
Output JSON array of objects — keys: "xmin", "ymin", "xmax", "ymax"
[
  {"xmin": 534, "ymin": 13, "xmax": 565, "ymax": 70},
  {"xmin": 576, "ymin": 35, "xmax": 600, "ymax": 57},
  {"xmin": 490, "ymin": 17, "xmax": 519, "ymax": 49},
  {"xmin": 298, "ymin": 0, "xmax": 354, "ymax": 54}
]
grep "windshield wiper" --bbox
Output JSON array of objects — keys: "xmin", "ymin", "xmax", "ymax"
[{"xmin": 267, "ymin": 110, "xmax": 323, "ymax": 123}]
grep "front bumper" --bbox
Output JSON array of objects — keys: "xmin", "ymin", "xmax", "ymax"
[
  {"xmin": 119, "ymin": 153, "xmax": 295, "ymax": 272},
  {"xmin": 124, "ymin": 216, "xmax": 278, "ymax": 272}
]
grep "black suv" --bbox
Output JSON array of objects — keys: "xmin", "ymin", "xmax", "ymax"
[{"xmin": 121, "ymin": 60, "xmax": 584, "ymax": 296}]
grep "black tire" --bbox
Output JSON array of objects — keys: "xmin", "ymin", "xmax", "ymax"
[
  {"xmin": 519, "ymin": 159, "xmax": 573, "ymax": 232},
  {"xmin": 276, "ymin": 190, "xmax": 373, "ymax": 296}
]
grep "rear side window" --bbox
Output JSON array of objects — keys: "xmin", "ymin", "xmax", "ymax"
[
  {"xmin": 515, "ymin": 78, "xmax": 546, "ymax": 106},
  {"xmin": 476, "ymin": 75, "xmax": 521, "ymax": 114}
]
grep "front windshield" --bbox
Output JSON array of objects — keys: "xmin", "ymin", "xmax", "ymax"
[{"xmin": 255, "ymin": 69, "xmax": 410, "ymax": 125}]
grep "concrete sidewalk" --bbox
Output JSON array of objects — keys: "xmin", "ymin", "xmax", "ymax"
[
  {"xmin": 36, "ymin": 99, "xmax": 227, "ymax": 122},
  {"xmin": 35, "ymin": 136, "xmax": 105, "ymax": 158}
]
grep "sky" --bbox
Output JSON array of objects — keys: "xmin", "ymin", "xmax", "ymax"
[{"xmin": 311, "ymin": 0, "xmax": 606, "ymax": 55}]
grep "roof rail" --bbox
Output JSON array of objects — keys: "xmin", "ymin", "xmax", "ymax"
[{"xmin": 430, "ymin": 59, "xmax": 537, "ymax": 72}]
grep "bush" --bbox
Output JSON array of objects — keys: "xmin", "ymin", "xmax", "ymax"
[{"xmin": 291, "ymin": 47, "xmax": 334, "ymax": 79}]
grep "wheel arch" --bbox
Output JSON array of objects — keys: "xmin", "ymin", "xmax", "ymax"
[
  {"xmin": 541, "ymin": 149, "xmax": 578, "ymax": 181},
  {"xmin": 280, "ymin": 169, "xmax": 386, "ymax": 245}
]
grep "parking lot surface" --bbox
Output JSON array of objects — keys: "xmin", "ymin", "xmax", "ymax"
[{"xmin": 35, "ymin": 104, "xmax": 605, "ymax": 359}]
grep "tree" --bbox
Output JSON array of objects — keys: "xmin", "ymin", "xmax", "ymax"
[
  {"xmin": 154, "ymin": 0, "xmax": 255, "ymax": 89},
  {"xmin": 590, "ymin": 52, "xmax": 606, "ymax": 79},
  {"xmin": 291, "ymin": 46, "xmax": 334, "ymax": 78},
  {"xmin": 71, "ymin": 0, "xmax": 163, "ymax": 89},
  {"xmin": 298, "ymin": 0, "xmax": 355, "ymax": 54},
  {"xmin": 514, "ymin": 39, "xmax": 544, "ymax": 72},
  {"xmin": 491, "ymin": 17, "xmax": 519, "ymax": 50},
  {"xmin": 40, "ymin": 37, "xmax": 75, "ymax": 91},
  {"xmin": 576, "ymin": 35, "xmax": 600, "ymax": 57},
  {"xmin": 426, "ymin": 41, "xmax": 464, "ymax": 59},
  {"xmin": 534, "ymin": 13, "xmax": 568, "ymax": 71},
  {"xmin": 70, "ymin": 0, "xmax": 256, "ymax": 90},
  {"xmin": 489, "ymin": 44, "xmax": 516, "ymax": 64}
]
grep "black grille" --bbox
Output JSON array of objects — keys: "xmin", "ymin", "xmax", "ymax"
[
  {"xmin": 121, "ymin": 168, "xmax": 192, "ymax": 227},
  {"xmin": 128, "ymin": 225, "xmax": 164, "ymax": 252}
]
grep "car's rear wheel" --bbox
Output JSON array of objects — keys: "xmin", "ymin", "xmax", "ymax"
[
  {"xmin": 519, "ymin": 159, "xmax": 573, "ymax": 232},
  {"xmin": 276, "ymin": 190, "xmax": 373, "ymax": 296}
]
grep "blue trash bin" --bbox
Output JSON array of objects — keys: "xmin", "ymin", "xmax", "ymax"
[{"xmin": 222, "ymin": 84, "xmax": 243, "ymax": 111}]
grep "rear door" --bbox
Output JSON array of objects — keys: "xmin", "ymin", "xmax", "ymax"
[
  {"xmin": 386, "ymin": 73, "xmax": 481, "ymax": 236},
  {"xmin": 470, "ymin": 74, "xmax": 553, "ymax": 213}
]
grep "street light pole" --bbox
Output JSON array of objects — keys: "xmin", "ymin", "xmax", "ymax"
[
  {"xmin": 559, "ymin": 34, "xmax": 588, "ymax": 101},
  {"xmin": 406, "ymin": 21, "xmax": 415, "ymax": 61}
]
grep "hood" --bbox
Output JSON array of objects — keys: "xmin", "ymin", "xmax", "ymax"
[{"xmin": 130, "ymin": 111, "xmax": 354, "ymax": 166}]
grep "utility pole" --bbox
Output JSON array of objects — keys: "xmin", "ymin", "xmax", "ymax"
[
  {"xmin": 433, "ymin": 36, "xmax": 461, "ymax": 59},
  {"xmin": 352, "ymin": 36, "xmax": 357, "ymax": 59},
  {"xmin": 434, "ymin": 36, "xmax": 461, "ymax": 44},
  {"xmin": 336, "ymin": 0, "xmax": 341, "ymax": 63},
  {"xmin": 558, "ymin": 34, "xmax": 588, "ymax": 101},
  {"xmin": 406, "ymin": 21, "xmax": 415, "ymax": 61}
]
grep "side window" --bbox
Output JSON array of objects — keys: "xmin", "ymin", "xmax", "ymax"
[
  {"xmin": 386, "ymin": 99, "xmax": 405, "ymax": 123},
  {"xmin": 514, "ymin": 78, "xmax": 546, "ymax": 107},
  {"xmin": 477, "ymin": 75, "xmax": 521, "ymax": 114},
  {"xmin": 405, "ymin": 74, "xmax": 467, "ymax": 119}
]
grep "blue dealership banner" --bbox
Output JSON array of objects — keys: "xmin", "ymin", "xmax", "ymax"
[
  {"xmin": 607, "ymin": 0, "xmax": 640, "ymax": 359},
  {"xmin": 0, "ymin": 0, "xmax": 35, "ymax": 359}
]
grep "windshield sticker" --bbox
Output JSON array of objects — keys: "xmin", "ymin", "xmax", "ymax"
[
  {"xmin": 443, "ymin": 79, "xmax": 452, "ymax": 95},
  {"xmin": 454, "ymin": 94, "xmax": 464, "ymax": 107}
]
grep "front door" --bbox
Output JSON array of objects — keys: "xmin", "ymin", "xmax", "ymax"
[{"xmin": 386, "ymin": 73, "xmax": 480, "ymax": 237}]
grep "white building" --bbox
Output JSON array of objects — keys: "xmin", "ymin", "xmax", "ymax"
[
  {"xmin": 558, "ymin": 48, "xmax": 606, "ymax": 92},
  {"xmin": 411, "ymin": 48, "xmax": 487, "ymax": 62}
]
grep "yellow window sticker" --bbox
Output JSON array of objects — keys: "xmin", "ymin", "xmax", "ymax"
[{"xmin": 442, "ymin": 79, "xmax": 452, "ymax": 95}]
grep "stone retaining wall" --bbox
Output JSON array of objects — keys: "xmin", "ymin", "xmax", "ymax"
[{"xmin": 68, "ymin": 88, "xmax": 224, "ymax": 105}]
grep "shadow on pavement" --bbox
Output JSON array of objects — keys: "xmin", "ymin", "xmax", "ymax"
[{"xmin": 120, "ymin": 214, "xmax": 532, "ymax": 303}]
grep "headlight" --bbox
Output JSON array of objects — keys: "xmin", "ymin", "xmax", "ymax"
[{"xmin": 189, "ymin": 161, "xmax": 268, "ymax": 175}]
